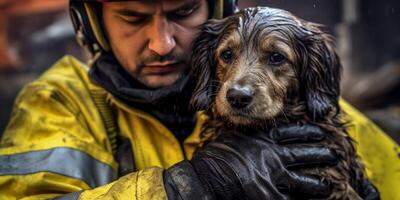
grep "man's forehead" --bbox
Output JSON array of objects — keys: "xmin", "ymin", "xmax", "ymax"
[
  {"xmin": 96, "ymin": 0, "xmax": 184, "ymax": 2},
  {"xmin": 102, "ymin": 0, "xmax": 202, "ymax": 13},
  {"xmin": 97, "ymin": 0, "xmax": 200, "ymax": 5}
]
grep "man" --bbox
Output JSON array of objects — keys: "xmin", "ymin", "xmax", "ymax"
[{"xmin": 0, "ymin": 0, "xmax": 397, "ymax": 199}]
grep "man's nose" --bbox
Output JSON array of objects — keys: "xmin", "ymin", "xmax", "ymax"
[{"xmin": 148, "ymin": 16, "xmax": 176, "ymax": 56}]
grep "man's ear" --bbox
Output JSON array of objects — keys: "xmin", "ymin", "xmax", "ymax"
[
  {"xmin": 190, "ymin": 18, "xmax": 231, "ymax": 110},
  {"xmin": 299, "ymin": 23, "xmax": 342, "ymax": 120}
]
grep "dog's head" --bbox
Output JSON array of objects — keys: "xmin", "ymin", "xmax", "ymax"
[{"xmin": 191, "ymin": 7, "xmax": 341, "ymax": 125}]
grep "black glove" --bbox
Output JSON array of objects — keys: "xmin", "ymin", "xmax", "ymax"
[
  {"xmin": 358, "ymin": 179, "xmax": 380, "ymax": 200},
  {"xmin": 163, "ymin": 124, "xmax": 338, "ymax": 200}
]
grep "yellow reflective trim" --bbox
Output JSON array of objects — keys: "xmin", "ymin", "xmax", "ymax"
[
  {"xmin": 0, "ymin": 138, "xmax": 117, "ymax": 173},
  {"xmin": 84, "ymin": 3, "xmax": 110, "ymax": 51},
  {"xmin": 0, "ymin": 147, "xmax": 116, "ymax": 188},
  {"xmin": 0, "ymin": 172, "xmax": 89, "ymax": 199},
  {"xmin": 53, "ymin": 191, "xmax": 83, "ymax": 200}
]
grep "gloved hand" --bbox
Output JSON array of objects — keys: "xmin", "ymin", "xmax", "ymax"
[
  {"xmin": 163, "ymin": 124, "xmax": 338, "ymax": 200},
  {"xmin": 358, "ymin": 179, "xmax": 380, "ymax": 200}
]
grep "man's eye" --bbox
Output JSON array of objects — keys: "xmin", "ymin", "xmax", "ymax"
[
  {"xmin": 175, "ymin": 8, "xmax": 195, "ymax": 17},
  {"xmin": 123, "ymin": 17, "xmax": 147, "ymax": 25},
  {"xmin": 268, "ymin": 52, "xmax": 286, "ymax": 65},
  {"xmin": 221, "ymin": 49, "xmax": 234, "ymax": 63},
  {"xmin": 170, "ymin": 4, "xmax": 200, "ymax": 19}
]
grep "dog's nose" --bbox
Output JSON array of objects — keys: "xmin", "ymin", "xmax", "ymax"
[{"xmin": 226, "ymin": 85, "xmax": 254, "ymax": 109}]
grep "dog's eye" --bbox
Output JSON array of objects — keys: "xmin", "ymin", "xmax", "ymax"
[
  {"xmin": 268, "ymin": 53, "xmax": 286, "ymax": 65},
  {"xmin": 220, "ymin": 50, "xmax": 233, "ymax": 63}
]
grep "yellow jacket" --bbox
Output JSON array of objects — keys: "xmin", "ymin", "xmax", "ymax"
[{"xmin": 0, "ymin": 56, "xmax": 399, "ymax": 200}]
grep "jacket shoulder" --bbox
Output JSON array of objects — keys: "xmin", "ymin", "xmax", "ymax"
[
  {"xmin": 37, "ymin": 55, "xmax": 91, "ymax": 88},
  {"xmin": 2, "ymin": 56, "xmax": 110, "ymax": 154},
  {"xmin": 339, "ymin": 99, "xmax": 400, "ymax": 200},
  {"xmin": 14, "ymin": 56, "xmax": 94, "ymax": 122}
]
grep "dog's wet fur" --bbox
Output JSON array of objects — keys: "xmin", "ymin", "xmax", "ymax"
[{"xmin": 190, "ymin": 7, "xmax": 366, "ymax": 200}]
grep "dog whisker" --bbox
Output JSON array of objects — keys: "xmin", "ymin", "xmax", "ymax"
[{"xmin": 279, "ymin": 106, "xmax": 289, "ymax": 123}]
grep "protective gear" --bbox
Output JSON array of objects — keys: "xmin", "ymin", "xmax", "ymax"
[
  {"xmin": 164, "ymin": 124, "xmax": 338, "ymax": 200},
  {"xmin": 69, "ymin": 0, "xmax": 239, "ymax": 54},
  {"xmin": 340, "ymin": 101, "xmax": 396, "ymax": 200},
  {"xmin": 359, "ymin": 179, "xmax": 381, "ymax": 200},
  {"xmin": 90, "ymin": 53, "xmax": 197, "ymax": 143},
  {"xmin": 90, "ymin": 53, "xmax": 194, "ymax": 112},
  {"xmin": 0, "ymin": 56, "xmax": 399, "ymax": 199}
]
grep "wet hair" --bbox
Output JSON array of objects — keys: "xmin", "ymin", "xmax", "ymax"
[{"xmin": 190, "ymin": 7, "xmax": 366, "ymax": 199}]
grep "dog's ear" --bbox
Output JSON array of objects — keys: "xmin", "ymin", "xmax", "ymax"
[
  {"xmin": 190, "ymin": 18, "xmax": 231, "ymax": 110},
  {"xmin": 299, "ymin": 22, "xmax": 342, "ymax": 120}
]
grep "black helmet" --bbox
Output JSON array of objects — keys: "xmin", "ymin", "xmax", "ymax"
[{"xmin": 69, "ymin": 0, "xmax": 238, "ymax": 55}]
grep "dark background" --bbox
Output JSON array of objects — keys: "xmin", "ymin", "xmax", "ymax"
[{"xmin": 1, "ymin": 0, "xmax": 399, "ymax": 142}]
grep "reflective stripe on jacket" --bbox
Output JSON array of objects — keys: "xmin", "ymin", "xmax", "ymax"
[{"xmin": 0, "ymin": 56, "xmax": 399, "ymax": 200}]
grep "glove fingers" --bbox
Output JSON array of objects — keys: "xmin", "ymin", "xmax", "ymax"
[
  {"xmin": 277, "ymin": 171, "xmax": 331, "ymax": 199},
  {"xmin": 278, "ymin": 146, "xmax": 338, "ymax": 168},
  {"xmin": 361, "ymin": 179, "xmax": 380, "ymax": 200},
  {"xmin": 270, "ymin": 124, "xmax": 326, "ymax": 144}
]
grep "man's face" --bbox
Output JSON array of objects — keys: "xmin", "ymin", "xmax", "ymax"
[{"xmin": 102, "ymin": 0, "xmax": 209, "ymax": 88}]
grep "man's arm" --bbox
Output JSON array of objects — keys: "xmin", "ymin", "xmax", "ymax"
[
  {"xmin": 0, "ymin": 76, "xmax": 335, "ymax": 200},
  {"xmin": 0, "ymin": 82, "xmax": 169, "ymax": 199},
  {"xmin": 0, "ymin": 78, "xmax": 334, "ymax": 200},
  {"xmin": 0, "ymin": 75, "xmax": 385, "ymax": 199}
]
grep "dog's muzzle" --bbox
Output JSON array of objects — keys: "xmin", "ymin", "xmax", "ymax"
[{"xmin": 226, "ymin": 84, "xmax": 254, "ymax": 109}]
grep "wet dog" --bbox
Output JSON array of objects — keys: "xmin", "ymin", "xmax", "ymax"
[{"xmin": 190, "ymin": 7, "xmax": 366, "ymax": 200}]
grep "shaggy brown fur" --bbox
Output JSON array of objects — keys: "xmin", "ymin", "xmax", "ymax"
[{"xmin": 190, "ymin": 7, "xmax": 365, "ymax": 200}]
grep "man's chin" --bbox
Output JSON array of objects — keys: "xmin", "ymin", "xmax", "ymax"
[{"xmin": 140, "ymin": 75, "xmax": 182, "ymax": 89}]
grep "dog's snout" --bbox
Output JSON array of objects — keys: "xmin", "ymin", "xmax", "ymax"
[{"xmin": 226, "ymin": 85, "xmax": 254, "ymax": 109}]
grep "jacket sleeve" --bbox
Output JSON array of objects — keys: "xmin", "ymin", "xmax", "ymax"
[
  {"xmin": 340, "ymin": 100, "xmax": 400, "ymax": 200},
  {"xmin": 0, "ymin": 82, "xmax": 167, "ymax": 200}
]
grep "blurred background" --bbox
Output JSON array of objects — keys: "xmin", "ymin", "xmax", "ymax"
[{"xmin": 0, "ymin": 0, "xmax": 399, "ymax": 143}]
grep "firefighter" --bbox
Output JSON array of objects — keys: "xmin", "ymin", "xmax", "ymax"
[{"xmin": 0, "ymin": 0, "xmax": 397, "ymax": 199}]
